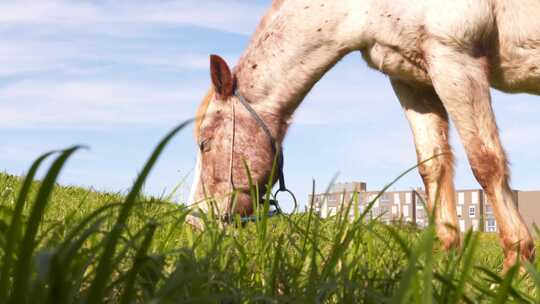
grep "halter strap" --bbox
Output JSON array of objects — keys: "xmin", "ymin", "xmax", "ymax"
[
  {"xmin": 191, "ymin": 90, "xmax": 297, "ymax": 225},
  {"xmin": 234, "ymin": 91, "xmax": 287, "ymax": 192}
]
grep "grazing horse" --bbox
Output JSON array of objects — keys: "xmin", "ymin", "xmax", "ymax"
[{"xmin": 189, "ymin": 0, "xmax": 539, "ymax": 268}]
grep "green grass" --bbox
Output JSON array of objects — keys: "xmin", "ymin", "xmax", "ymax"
[{"xmin": 0, "ymin": 123, "xmax": 539, "ymax": 303}]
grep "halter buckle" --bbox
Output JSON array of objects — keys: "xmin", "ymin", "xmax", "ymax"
[{"xmin": 273, "ymin": 188, "xmax": 298, "ymax": 215}]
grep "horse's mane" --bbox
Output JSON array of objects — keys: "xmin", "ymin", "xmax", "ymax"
[{"xmin": 194, "ymin": 88, "xmax": 214, "ymax": 139}]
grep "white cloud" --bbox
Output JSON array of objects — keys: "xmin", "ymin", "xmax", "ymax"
[
  {"xmin": 0, "ymin": 1, "xmax": 98, "ymax": 24},
  {"xmin": 0, "ymin": 34, "xmax": 244, "ymax": 77},
  {"xmin": 0, "ymin": 0, "xmax": 249, "ymax": 128},
  {"xmin": 0, "ymin": 1, "xmax": 260, "ymax": 77},
  {"xmin": 0, "ymin": 41, "xmax": 73, "ymax": 76},
  {"xmin": 0, "ymin": 0, "xmax": 266, "ymax": 35},
  {"xmin": 0, "ymin": 80, "xmax": 204, "ymax": 128}
]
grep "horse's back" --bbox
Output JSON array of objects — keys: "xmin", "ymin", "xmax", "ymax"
[
  {"xmin": 425, "ymin": 0, "xmax": 540, "ymax": 94},
  {"xmin": 362, "ymin": 0, "xmax": 540, "ymax": 94},
  {"xmin": 489, "ymin": 0, "xmax": 540, "ymax": 94}
]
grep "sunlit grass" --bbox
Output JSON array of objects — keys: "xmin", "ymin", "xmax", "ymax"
[{"xmin": 0, "ymin": 122, "xmax": 538, "ymax": 303}]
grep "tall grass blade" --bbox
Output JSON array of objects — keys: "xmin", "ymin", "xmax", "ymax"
[
  {"xmin": 47, "ymin": 217, "xmax": 107, "ymax": 304},
  {"xmin": 0, "ymin": 151, "xmax": 56, "ymax": 299},
  {"xmin": 523, "ymin": 261, "xmax": 540, "ymax": 303},
  {"xmin": 452, "ymin": 231, "xmax": 479, "ymax": 303},
  {"xmin": 119, "ymin": 222, "xmax": 157, "ymax": 304},
  {"xmin": 86, "ymin": 120, "xmax": 191, "ymax": 303},
  {"xmin": 390, "ymin": 225, "xmax": 436, "ymax": 303},
  {"xmin": 10, "ymin": 146, "xmax": 84, "ymax": 304},
  {"xmin": 494, "ymin": 264, "xmax": 519, "ymax": 304},
  {"xmin": 301, "ymin": 180, "xmax": 316, "ymax": 255}
]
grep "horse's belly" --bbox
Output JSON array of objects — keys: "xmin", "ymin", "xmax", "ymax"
[
  {"xmin": 489, "ymin": 50, "xmax": 540, "ymax": 95},
  {"xmin": 361, "ymin": 43, "xmax": 432, "ymax": 85}
]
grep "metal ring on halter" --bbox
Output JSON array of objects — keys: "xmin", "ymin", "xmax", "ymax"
[{"xmin": 273, "ymin": 188, "xmax": 298, "ymax": 215}]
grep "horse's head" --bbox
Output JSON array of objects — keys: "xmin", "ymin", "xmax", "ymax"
[{"xmin": 188, "ymin": 55, "xmax": 282, "ymax": 222}]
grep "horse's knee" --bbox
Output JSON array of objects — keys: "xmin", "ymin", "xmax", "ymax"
[
  {"xmin": 469, "ymin": 148, "xmax": 508, "ymax": 189},
  {"xmin": 418, "ymin": 151, "xmax": 454, "ymax": 184}
]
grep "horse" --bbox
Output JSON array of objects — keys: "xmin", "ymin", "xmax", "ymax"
[{"xmin": 188, "ymin": 0, "xmax": 540, "ymax": 268}]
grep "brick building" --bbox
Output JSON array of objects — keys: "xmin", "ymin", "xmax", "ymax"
[{"xmin": 309, "ymin": 182, "xmax": 540, "ymax": 233}]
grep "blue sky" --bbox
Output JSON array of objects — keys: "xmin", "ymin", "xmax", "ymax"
[{"xmin": 1, "ymin": 0, "xmax": 539, "ymax": 210}]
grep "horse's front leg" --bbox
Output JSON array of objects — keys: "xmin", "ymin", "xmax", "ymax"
[
  {"xmin": 391, "ymin": 79, "xmax": 460, "ymax": 249},
  {"xmin": 426, "ymin": 42, "xmax": 535, "ymax": 269}
]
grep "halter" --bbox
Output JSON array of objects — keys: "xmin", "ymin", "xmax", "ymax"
[{"xmin": 222, "ymin": 90, "xmax": 298, "ymax": 223}]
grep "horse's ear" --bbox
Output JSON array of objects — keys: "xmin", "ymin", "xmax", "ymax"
[{"xmin": 210, "ymin": 55, "xmax": 235, "ymax": 99}]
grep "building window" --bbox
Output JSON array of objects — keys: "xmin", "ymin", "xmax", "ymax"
[
  {"xmin": 486, "ymin": 219, "xmax": 497, "ymax": 232},
  {"xmin": 472, "ymin": 191, "xmax": 479, "ymax": 205},
  {"xmin": 456, "ymin": 206, "xmax": 463, "ymax": 217},
  {"xmin": 405, "ymin": 193, "xmax": 412, "ymax": 205},
  {"xmin": 458, "ymin": 192, "xmax": 465, "ymax": 205},
  {"xmin": 380, "ymin": 193, "xmax": 390, "ymax": 204},
  {"xmin": 394, "ymin": 193, "xmax": 401, "ymax": 205},
  {"xmin": 469, "ymin": 206, "xmax": 476, "ymax": 218},
  {"xmin": 403, "ymin": 206, "xmax": 409, "ymax": 217},
  {"xmin": 459, "ymin": 220, "xmax": 465, "ymax": 231}
]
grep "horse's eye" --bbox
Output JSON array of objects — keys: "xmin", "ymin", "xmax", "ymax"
[{"xmin": 198, "ymin": 138, "xmax": 212, "ymax": 152}]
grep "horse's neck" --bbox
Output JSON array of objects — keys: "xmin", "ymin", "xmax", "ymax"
[{"xmin": 234, "ymin": 1, "xmax": 371, "ymax": 135}]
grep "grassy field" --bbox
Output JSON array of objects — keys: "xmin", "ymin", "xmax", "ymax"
[{"xmin": 1, "ymin": 124, "xmax": 540, "ymax": 303}]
